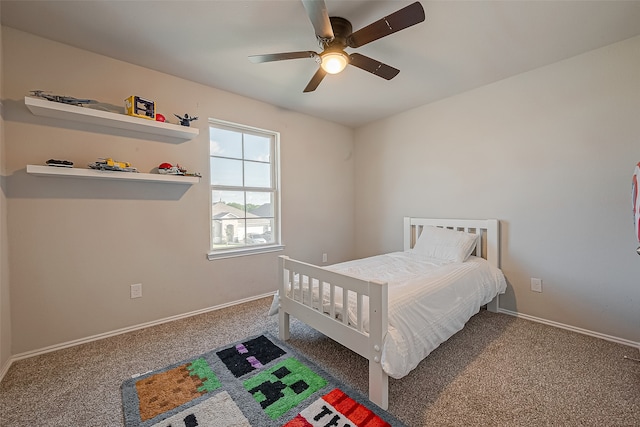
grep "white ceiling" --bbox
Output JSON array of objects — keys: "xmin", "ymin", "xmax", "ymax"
[{"xmin": 2, "ymin": 1, "xmax": 640, "ymax": 128}]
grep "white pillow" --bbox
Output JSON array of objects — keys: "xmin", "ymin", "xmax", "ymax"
[{"xmin": 412, "ymin": 226, "xmax": 477, "ymax": 263}]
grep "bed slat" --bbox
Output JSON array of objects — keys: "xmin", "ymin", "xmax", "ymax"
[
  {"xmin": 329, "ymin": 283, "xmax": 336, "ymax": 319},
  {"xmin": 357, "ymin": 293, "xmax": 364, "ymax": 332},
  {"xmin": 299, "ymin": 274, "xmax": 305, "ymax": 305},
  {"xmin": 318, "ymin": 281, "xmax": 325, "ymax": 311},
  {"xmin": 342, "ymin": 289, "xmax": 349, "ymax": 325}
]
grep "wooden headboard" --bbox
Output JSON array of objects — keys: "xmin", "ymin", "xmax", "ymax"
[{"xmin": 403, "ymin": 217, "xmax": 500, "ymax": 268}]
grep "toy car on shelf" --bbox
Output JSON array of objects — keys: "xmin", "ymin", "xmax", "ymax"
[
  {"xmin": 158, "ymin": 162, "xmax": 201, "ymax": 177},
  {"xmin": 88, "ymin": 158, "xmax": 138, "ymax": 173},
  {"xmin": 158, "ymin": 162, "xmax": 186, "ymax": 175},
  {"xmin": 30, "ymin": 90, "xmax": 97, "ymax": 107},
  {"xmin": 46, "ymin": 159, "xmax": 74, "ymax": 168}
]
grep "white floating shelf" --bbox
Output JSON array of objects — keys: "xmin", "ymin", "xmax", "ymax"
[
  {"xmin": 27, "ymin": 165, "xmax": 200, "ymax": 185},
  {"xmin": 24, "ymin": 96, "xmax": 199, "ymax": 142}
]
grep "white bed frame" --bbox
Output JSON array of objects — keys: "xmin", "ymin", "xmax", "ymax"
[{"xmin": 278, "ymin": 217, "xmax": 501, "ymax": 410}]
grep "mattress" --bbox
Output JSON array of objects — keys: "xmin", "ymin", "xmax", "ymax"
[{"xmin": 279, "ymin": 251, "xmax": 507, "ymax": 379}]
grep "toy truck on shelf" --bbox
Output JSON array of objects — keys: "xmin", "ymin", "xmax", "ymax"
[
  {"xmin": 125, "ymin": 95, "xmax": 155, "ymax": 120},
  {"xmin": 88, "ymin": 158, "xmax": 138, "ymax": 173}
]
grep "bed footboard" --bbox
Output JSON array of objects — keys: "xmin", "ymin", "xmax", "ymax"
[{"xmin": 278, "ymin": 255, "xmax": 389, "ymax": 409}]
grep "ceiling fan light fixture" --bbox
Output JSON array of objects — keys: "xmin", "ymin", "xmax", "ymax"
[
  {"xmin": 320, "ymin": 51, "xmax": 349, "ymax": 74},
  {"xmin": 248, "ymin": 1, "xmax": 426, "ymax": 92}
]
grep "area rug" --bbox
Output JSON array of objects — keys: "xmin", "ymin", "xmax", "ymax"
[{"xmin": 122, "ymin": 333, "xmax": 406, "ymax": 427}]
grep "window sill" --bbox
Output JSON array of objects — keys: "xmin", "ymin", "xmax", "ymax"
[{"xmin": 207, "ymin": 244, "xmax": 285, "ymax": 260}]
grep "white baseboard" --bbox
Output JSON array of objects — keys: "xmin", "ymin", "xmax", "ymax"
[
  {"xmin": 2, "ymin": 295, "xmax": 637, "ymax": 384},
  {"xmin": 0, "ymin": 357, "xmax": 11, "ymax": 383},
  {"xmin": 498, "ymin": 308, "xmax": 640, "ymax": 349},
  {"xmin": 5, "ymin": 292, "xmax": 275, "ymax": 370}
]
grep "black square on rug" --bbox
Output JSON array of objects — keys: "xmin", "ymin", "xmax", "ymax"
[{"xmin": 121, "ymin": 332, "xmax": 406, "ymax": 427}]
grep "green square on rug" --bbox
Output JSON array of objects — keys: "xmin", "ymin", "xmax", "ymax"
[{"xmin": 121, "ymin": 333, "xmax": 406, "ymax": 427}]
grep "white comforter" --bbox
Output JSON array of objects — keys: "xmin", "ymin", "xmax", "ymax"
[{"xmin": 279, "ymin": 251, "xmax": 507, "ymax": 379}]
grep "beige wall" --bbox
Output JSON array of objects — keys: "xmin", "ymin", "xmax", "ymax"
[
  {"xmin": 2, "ymin": 25, "xmax": 638, "ymax": 359},
  {"xmin": 0, "ymin": 6, "xmax": 13, "ymax": 373},
  {"xmin": 354, "ymin": 36, "xmax": 640, "ymax": 344},
  {"xmin": 2, "ymin": 27, "xmax": 355, "ymax": 354}
]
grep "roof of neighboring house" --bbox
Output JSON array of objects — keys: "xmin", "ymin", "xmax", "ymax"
[
  {"xmin": 212, "ymin": 202, "xmax": 248, "ymax": 220},
  {"xmin": 249, "ymin": 203, "xmax": 272, "ymax": 218},
  {"xmin": 212, "ymin": 202, "xmax": 272, "ymax": 224}
]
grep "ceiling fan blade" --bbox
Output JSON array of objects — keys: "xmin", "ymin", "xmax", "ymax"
[
  {"xmin": 248, "ymin": 51, "xmax": 319, "ymax": 63},
  {"xmin": 301, "ymin": 0, "xmax": 334, "ymax": 40},
  {"xmin": 303, "ymin": 67, "xmax": 327, "ymax": 92},
  {"xmin": 349, "ymin": 53, "xmax": 400, "ymax": 80},
  {"xmin": 347, "ymin": 1, "xmax": 425, "ymax": 48}
]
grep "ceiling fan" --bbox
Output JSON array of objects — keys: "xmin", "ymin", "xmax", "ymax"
[{"xmin": 248, "ymin": 0, "xmax": 426, "ymax": 93}]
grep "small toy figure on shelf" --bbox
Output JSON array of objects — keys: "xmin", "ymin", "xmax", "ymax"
[
  {"xmin": 174, "ymin": 113, "xmax": 198, "ymax": 127},
  {"xmin": 158, "ymin": 162, "xmax": 201, "ymax": 177},
  {"xmin": 89, "ymin": 158, "xmax": 138, "ymax": 173},
  {"xmin": 46, "ymin": 159, "xmax": 74, "ymax": 168}
]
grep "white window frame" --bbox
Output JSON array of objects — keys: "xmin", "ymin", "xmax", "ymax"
[{"xmin": 207, "ymin": 118, "xmax": 283, "ymax": 260}]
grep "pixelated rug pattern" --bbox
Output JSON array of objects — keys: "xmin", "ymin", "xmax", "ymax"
[{"xmin": 121, "ymin": 333, "xmax": 406, "ymax": 427}]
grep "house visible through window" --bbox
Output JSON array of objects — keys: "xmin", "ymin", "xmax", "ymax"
[{"xmin": 208, "ymin": 119, "xmax": 282, "ymax": 259}]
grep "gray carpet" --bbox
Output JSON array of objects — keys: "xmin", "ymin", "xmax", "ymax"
[
  {"xmin": 121, "ymin": 332, "xmax": 407, "ymax": 426},
  {"xmin": 0, "ymin": 296, "xmax": 638, "ymax": 426}
]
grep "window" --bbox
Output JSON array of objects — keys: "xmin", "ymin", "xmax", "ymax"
[{"xmin": 208, "ymin": 119, "xmax": 282, "ymax": 259}]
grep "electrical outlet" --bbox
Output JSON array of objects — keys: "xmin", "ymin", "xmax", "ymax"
[
  {"xmin": 322, "ymin": 253, "xmax": 327, "ymax": 263},
  {"xmin": 530, "ymin": 278, "xmax": 542, "ymax": 293},
  {"xmin": 130, "ymin": 283, "xmax": 142, "ymax": 299}
]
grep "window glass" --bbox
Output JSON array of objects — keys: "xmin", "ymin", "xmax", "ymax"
[
  {"xmin": 244, "ymin": 133, "xmax": 271, "ymax": 162},
  {"xmin": 210, "ymin": 128, "xmax": 242, "ymax": 158},
  {"xmin": 209, "ymin": 120, "xmax": 280, "ymax": 256},
  {"xmin": 210, "ymin": 157, "xmax": 243, "ymax": 186},
  {"xmin": 244, "ymin": 160, "xmax": 271, "ymax": 188}
]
